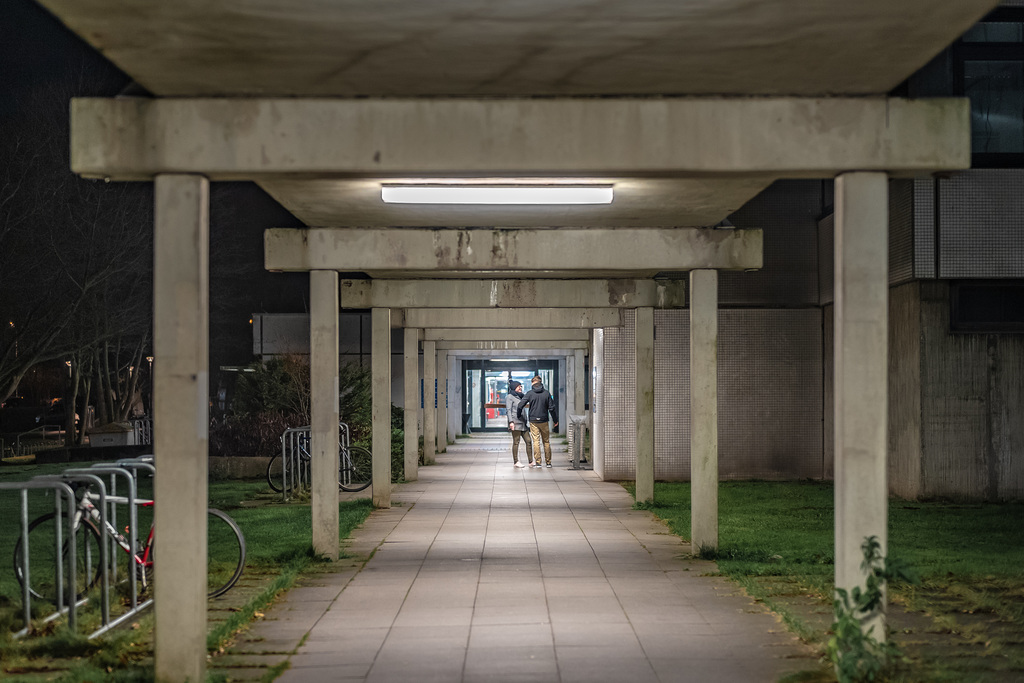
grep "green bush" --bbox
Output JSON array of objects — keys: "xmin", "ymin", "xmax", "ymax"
[
  {"xmin": 353, "ymin": 427, "xmax": 405, "ymax": 483},
  {"xmin": 208, "ymin": 411, "xmax": 305, "ymax": 458},
  {"xmin": 216, "ymin": 357, "xmax": 396, "ymax": 459}
]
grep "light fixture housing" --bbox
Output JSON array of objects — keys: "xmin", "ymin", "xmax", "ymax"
[{"xmin": 381, "ymin": 184, "xmax": 613, "ymax": 205}]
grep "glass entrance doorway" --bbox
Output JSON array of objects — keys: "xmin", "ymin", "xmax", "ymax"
[{"xmin": 463, "ymin": 360, "xmax": 558, "ymax": 432}]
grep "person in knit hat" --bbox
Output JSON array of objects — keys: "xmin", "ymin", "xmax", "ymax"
[{"xmin": 505, "ymin": 380, "xmax": 533, "ymax": 468}]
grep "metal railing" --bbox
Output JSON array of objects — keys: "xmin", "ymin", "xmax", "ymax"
[
  {"xmin": 131, "ymin": 417, "xmax": 153, "ymax": 446},
  {"xmin": 14, "ymin": 424, "xmax": 64, "ymax": 456},
  {"xmin": 2, "ymin": 454, "xmax": 156, "ymax": 639},
  {"xmin": 276, "ymin": 422, "xmax": 351, "ymax": 500}
]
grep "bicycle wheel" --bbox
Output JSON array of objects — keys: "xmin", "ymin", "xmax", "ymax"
[
  {"xmin": 12, "ymin": 512, "xmax": 102, "ymax": 604},
  {"xmin": 266, "ymin": 454, "xmax": 284, "ymax": 493},
  {"xmin": 339, "ymin": 445, "xmax": 372, "ymax": 492},
  {"xmin": 207, "ymin": 508, "xmax": 246, "ymax": 598}
]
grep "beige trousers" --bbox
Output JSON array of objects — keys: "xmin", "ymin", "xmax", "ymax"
[{"xmin": 529, "ymin": 422, "xmax": 552, "ymax": 465}]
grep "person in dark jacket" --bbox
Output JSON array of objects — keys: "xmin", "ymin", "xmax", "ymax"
[
  {"xmin": 516, "ymin": 375, "xmax": 558, "ymax": 468},
  {"xmin": 505, "ymin": 380, "xmax": 532, "ymax": 468}
]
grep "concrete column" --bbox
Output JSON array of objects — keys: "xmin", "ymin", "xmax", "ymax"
[
  {"xmin": 566, "ymin": 355, "xmax": 576, "ymax": 417},
  {"xmin": 153, "ymin": 174, "xmax": 208, "ymax": 683},
  {"xmin": 403, "ymin": 327, "xmax": 420, "ymax": 482},
  {"xmin": 557, "ymin": 358, "xmax": 567, "ymax": 433},
  {"xmin": 450, "ymin": 354, "xmax": 463, "ymax": 438},
  {"xmin": 592, "ymin": 329, "xmax": 605, "ymax": 478},
  {"xmin": 372, "ymin": 308, "xmax": 392, "ymax": 508},
  {"xmin": 310, "ymin": 270, "xmax": 340, "ymax": 557},
  {"xmin": 422, "ymin": 340, "xmax": 436, "ymax": 464},
  {"xmin": 437, "ymin": 350, "xmax": 449, "ymax": 450},
  {"xmin": 635, "ymin": 308, "xmax": 655, "ymax": 504},
  {"xmin": 834, "ymin": 172, "xmax": 889, "ymax": 636},
  {"xmin": 574, "ymin": 349, "xmax": 586, "ymax": 417},
  {"xmin": 690, "ymin": 269, "xmax": 718, "ymax": 553}
]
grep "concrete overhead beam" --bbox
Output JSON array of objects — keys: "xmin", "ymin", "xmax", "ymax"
[
  {"xmin": 444, "ymin": 349, "xmax": 576, "ymax": 359},
  {"xmin": 436, "ymin": 341, "xmax": 588, "ymax": 351},
  {"xmin": 423, "ymin": 329, "xmax": 591, "ymax": 342},
  {"xmin": 72, "ymin": 97, "xmax": 970, "ymax": 180},
  {"xmin": 266, "ymin": 228, "xmax": 762, "ymax": 273},
  {"xmin": 405, "ymin": 308, "xmax": 622, "ymax": 329},
  {"xmin": 341, "ymin": 279, "xmax": 685, "ymax": 309}
]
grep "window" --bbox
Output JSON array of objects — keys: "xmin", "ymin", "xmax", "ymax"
[
  {"xmin": 950, "ymin": 281, "xmax": 1024, "ymax": 333},
  {"xmin": 954, "ymin": 10, "xmax": 1024, "ymax": 167}
]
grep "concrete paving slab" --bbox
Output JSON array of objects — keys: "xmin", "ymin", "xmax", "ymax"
[{"xmin": 215, "ymin": 434, "xmax": 816, "ymax": 682}]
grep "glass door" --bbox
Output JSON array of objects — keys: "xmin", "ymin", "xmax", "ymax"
[{"xmin": 463, "ymin": 360, "xmax": 559, "ymax": 432}]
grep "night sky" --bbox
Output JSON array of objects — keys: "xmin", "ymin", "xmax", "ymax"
[{"xmin": 2, "ymin": 0, "xmax": 310, "ymax": 371}]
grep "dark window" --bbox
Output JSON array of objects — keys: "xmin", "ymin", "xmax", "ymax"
[
  {"xmin": 950, "ymin": 281, "xmax": 1024, "ymax": 333},
  {"xmin": 954, "ymin": 9, "xmax": 1024, "ymax": 168}
]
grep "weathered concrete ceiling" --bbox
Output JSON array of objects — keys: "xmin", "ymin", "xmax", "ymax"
[
  {"xmin": 36, "ymin": 0, "xmax": 997, "ymax": 98},
  {"xmin": 40, "ymin": 0, "xmax": 995, "ymax": 260}
]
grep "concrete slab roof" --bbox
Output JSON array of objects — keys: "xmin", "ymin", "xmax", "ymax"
[
  {"xmin": 36, "ymin": 0, "xmax": 997, "ymax": 98},
  {"xmin": 43, "ymin": 1, "xmax": 991, "ymax": 255}
]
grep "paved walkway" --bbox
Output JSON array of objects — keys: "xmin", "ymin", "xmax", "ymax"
[{"xmin": 220, "ymin": 434, "xmax": 816, "ymax": 682}]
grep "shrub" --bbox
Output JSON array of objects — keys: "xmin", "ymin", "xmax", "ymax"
[
  {"xmin": 209, "ymin": 411, "xmax": 305, "ymax": 458},
  {"xmin": 353, "ymin": 427, "xmax": 406, "ymax": 483}
]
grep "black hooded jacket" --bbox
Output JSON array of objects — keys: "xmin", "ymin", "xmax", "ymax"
[{"xmin": 516, "ymin": 382, "xmax": 558, "ymax": 425}]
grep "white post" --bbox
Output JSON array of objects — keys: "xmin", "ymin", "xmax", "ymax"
[
  {"xmin": 403, "ymin": 327, "xmax": 420, "ymax": 481},
  {"xmin": 834, "ymin": 172, "xmax": 889, "ymax": 637},
  {"xmin": 574, "ymin": 348, "xmax": 586, "ymax": 417},
  {"xmin": 437, "ymin": 349, "xmax": 448, "ymax": 450},
  {"xmin": 635, "ymin": 307, "xmax": 655, "ymax": 504},
  {"xmin": 690, "ymin": 269, "xmax": 718, "ymax": 553},
  {"xmin": 153, "ymin": 174, "xmax": 208, "ymax": 683},
  {"xmin": 422, "ymin": 340, "xmax": 436, "ymax": 464},
  {"xmin": 372, "ymin": 308, "xmax": 392, "ymax": 508},
  {"xmin": 566, "ymin": 355, "xmax": 576, "ymax": 417},
  {"xmin": 592, "ymin": 329, "xmax": 605, "ymax": 478},
  {"xmin": 310, "ymin": 270, "xmax": 340, "ymax": 558}
]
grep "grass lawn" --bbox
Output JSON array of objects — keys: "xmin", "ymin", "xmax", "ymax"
[
  {"xmin": 631, "ymin": 481, "xmax": 1024, "ymax": 682},
  {"xmin": 0, "ymin": 462, "xmax": 373, "ymax": 682}
]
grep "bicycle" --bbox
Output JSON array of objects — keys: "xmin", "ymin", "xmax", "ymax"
[
  {"xmin": 266, "ymin": 427, "xmax": 372, "ymax": 494},
  {"xmin": 12, "ymin": 484, "xmax": 246, "ymax": 603}
]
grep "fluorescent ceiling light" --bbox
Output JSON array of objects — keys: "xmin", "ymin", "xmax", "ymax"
[{"xmin": 381, "ymin": 185, "xmax": 613, "ymax": 205}]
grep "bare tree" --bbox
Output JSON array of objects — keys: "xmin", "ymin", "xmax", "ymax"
[{"xmin": 0, "ymin": 74, "xmax": 153, "ymax": 442}]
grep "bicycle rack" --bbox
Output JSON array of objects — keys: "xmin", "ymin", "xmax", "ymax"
[
  {"xmin": 279, "ymin": 423, "xmax": 353, "ymax": 501},
  {"xmin": 280, "ymin": 426, "xmax": 311, "ymax": 501},
  {"xmin": 73, "ymin": 465, "xmax": 147, "ymax": 633},
  {"xmin": 33, "ymin": 473, "xmax": 113, "ymax": 634},
  {"xmin": 0, "ymin": 478, "xmax": 80, "ymax": 637}
]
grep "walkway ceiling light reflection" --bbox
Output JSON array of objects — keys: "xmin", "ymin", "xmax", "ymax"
[{"xmin": 381, "ymin": 184, "xmax": 613, "ymax": 205}]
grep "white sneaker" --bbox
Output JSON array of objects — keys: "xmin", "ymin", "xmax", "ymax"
[{"xmin": 514, "ymin": 462, "xmax": 525, "ymax": 468}]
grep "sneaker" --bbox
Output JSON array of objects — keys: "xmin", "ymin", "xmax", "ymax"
[
  {"xmin": 514, "ymin": 462, "xmax": 525, "ymax": 468},
  {"xmin": 545, "ymin": 463, "xmax": 552, "ymax": 468}
]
